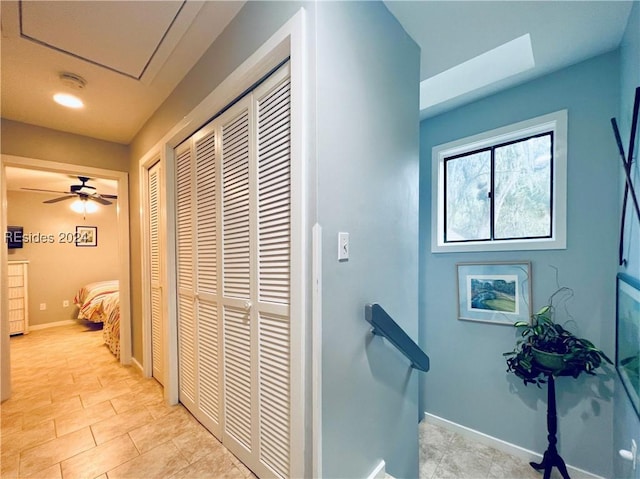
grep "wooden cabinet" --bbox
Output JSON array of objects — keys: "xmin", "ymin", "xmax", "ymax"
[{"xmin": 8, "ymin": 260, "xmax": 29, "ymax": 335}]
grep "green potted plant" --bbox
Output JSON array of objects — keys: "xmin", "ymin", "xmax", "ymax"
[{"xmin": 504, "ymin": 287, "xmax": 613, "ymax": 386}]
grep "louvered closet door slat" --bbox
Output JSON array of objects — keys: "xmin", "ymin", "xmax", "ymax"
[
  {"xmin": 151, "ymin": 288, "xmax": 162, "ymax": 378},
  {"xmin": 258, "ymin": 312, "xmax": 290, "ymax": 477},
  {"xmin": 256, "ymin": 74, "xmax": 292, "ymax": 478},
  {"xmin": 223, "ymin": 305, "xmax": 253, "ymax": 450},
  {"xmin": 220, "ymin": 103, "xmax": 254, "ymax": 459},
  {"xmin": 197, "ymin": 300, "xmax": 220, "ymax": 426},
  {"xmin": 178, "ymin": 295, "xmax": 196, "ymax": 403},
  {"xmin": 175, "ymin": 142, "xmax": 196, "ymax": 405},
  {"xmin": 194, "ymin": 128, "xmax": 221, "ymax": 434},
  {"xmin": 222, "ymin": 110, "xmax": 251, "ymax": 300},
  {"xmin": 258, "ymin": 78, "xmax": 291, "ymax": 306},
  {"xmin": 149, "ymin": 163, "xmax": 163, "ymax": 382},
  {"xmin": 176, "ymin": 146, "xmax": 194, "ymax": 292},
  {"xmin": 195, "ymin": 131, "xmax": 218, "ymax": 295},
  {"xmin": 149, "ymin": 167, "xmax": 160, "ymax": 284}
]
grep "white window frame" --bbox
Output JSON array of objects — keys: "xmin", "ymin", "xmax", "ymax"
[{"xmin": 431, "ymin": 110, "xmax": 568, "ymax": 253}]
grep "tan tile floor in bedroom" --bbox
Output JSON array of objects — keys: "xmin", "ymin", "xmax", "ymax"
[{"xmin": 1, "ymin": 323, "xmax": 257, "ymax": 479}]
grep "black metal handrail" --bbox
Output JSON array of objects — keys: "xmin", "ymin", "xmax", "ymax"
[{"xmin": 364, "ymin": 303, "xmax": 430, "ymax": 372}]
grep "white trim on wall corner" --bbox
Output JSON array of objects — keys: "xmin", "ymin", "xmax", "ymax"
[
  {"xmin": 131, "ymin": 357, "xmax": 144, "ymax": 375},
  {"xmin": 312, "ymin": 223, "xmax": 323, "ymax": 479},
  {"xmin": 28, "ymin": 320, "xmax": 76, "ymax": 331},
  {"xmin": 422, "ymin": 413, "xmax": 605, "ymax": 479},
  {"xmin": 366, "ymin": 460, "xmax": 386, "ymax": 479}
]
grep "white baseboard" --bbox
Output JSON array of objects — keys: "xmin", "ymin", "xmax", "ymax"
[
  {"xmin": 423, "ymin": 412, "xmax": 604, "ymax": 479},
  {"xmin": 28, "ymin": 320, "xmax": 76, "ymax": 331},
  {"xmin": 131, "ymin": 357, "xmax": 144, "ymax": 375},
  {"xmin": 366, "ymin": 460, "xmax": 386, "ymax": 479}
]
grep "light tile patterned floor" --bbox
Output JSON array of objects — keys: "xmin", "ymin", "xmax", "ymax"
[
  {"xmin": 419, "ymin": 421, "xmax": 596, "ymax": 479},
  {"xmin": 4, "ymin": 322, "xmax": 598, "ymax": 479},
  {"xmin": 1, "ymin": 323, "xmax": 256, "ymax": 479}
]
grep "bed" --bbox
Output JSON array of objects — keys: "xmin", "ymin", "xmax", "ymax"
[{"xmin": 74, "ymin": 280, "xmax": 120, "ymax": 358}]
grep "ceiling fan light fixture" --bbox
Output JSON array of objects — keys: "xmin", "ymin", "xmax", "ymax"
[
  {"xmin": 53, "ymin": 92, "xmax": 84, "ymax": 109},
  {"xmin": 70, "ymin": 198, "xmax": 98, "ymax": 214}
]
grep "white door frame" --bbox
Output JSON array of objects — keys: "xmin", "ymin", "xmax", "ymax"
[
  {"xmin": 137, "ymin": 8, "xmax": 310, "ymax": 476},
  {"xmin": 0, "ymin": 155, "xmax": 132, "ymax": 400}
]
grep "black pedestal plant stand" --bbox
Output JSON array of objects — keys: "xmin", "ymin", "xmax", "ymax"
[
  {"xmin": 503, "ymin": 289, "xmax": 613, "ymax": 479},
  {"xmin": 529, "ymin": 374, "xmax": 571, "ymax": 479}
]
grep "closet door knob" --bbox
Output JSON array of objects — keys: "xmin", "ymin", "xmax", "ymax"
[{"xmin": 244, "ymin": 300, "xmax": 253, "ymax": 311}]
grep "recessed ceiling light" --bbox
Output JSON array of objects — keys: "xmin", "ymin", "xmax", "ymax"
[
  {"xmin": 53, "ymin": 72, "xmax": 86, "ymax": 109},
  {"xmin": 53, "ymin": 92, "xmax": 84, "ymax": 109}
]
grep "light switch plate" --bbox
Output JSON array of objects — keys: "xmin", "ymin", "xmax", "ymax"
[{"xmin": 338, "ymin": 232, "xmax": 349, "ymax": 261}]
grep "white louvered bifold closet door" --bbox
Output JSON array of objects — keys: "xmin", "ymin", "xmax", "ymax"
[
  {"xmin": 174, "ymin": 63, "xmax": 294, "ymax": 479},
  {"xmin": 253, "ymin": 69, "xmax": 292, "ymax": 478},
  {"xmin": 219, "ymin": 101, "xmax": 254, "ymax": 460},
  {"xmin": 194, "ymin": 125, "xmax": 222, "ymax": 435},
  {"xmin": 175, "ymin": 141, "xmax": 197, "ymax": 410},
  {"xmin": 148, "ymin": 161, "xmax": 164, "ymax": 384},
  {"xmin": 175, "ymin": 124, "xmax": 223, "ymax": 436}
]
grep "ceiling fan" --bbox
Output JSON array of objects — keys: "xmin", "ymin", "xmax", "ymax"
[{"xmin": 22, "ymin": 176, "xmax": 117, "ymax": 205}]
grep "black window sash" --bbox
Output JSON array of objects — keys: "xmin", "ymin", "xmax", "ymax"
[{"xmin": 443, "ymin": 131, "xmax": 554, "ymax": 243}]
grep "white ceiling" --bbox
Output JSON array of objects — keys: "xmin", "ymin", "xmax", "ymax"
[
  {"xmin": 386, "ymin": 0, "xmax": 634, "ymax": 117},
  {"xmin": 0, "ymin": 0, "xmax": 244, "ymax": 145},
  {"xmin": 0, "ymin": 1, "xmax": 635, "ymax": 189}
]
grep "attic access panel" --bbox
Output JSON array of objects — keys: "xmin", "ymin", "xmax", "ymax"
[{"xmin": 20, "ymin": 1, "xmax": 184, "ymax": 79}]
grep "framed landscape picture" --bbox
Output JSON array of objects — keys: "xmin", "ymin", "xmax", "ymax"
[
  {"xmin": 76, "ymin": 226, "xmax": 97, "ymax": 247},
  {"xmin": 616, "ymin": 273, "xmax": 640, "ymax": 418},
  {"xmin": 456, "ymin": 261, "xmax": 532, "ymax": 325}
]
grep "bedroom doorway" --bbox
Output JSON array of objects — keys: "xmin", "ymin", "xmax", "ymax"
[{"xmin": 0, "ymin": 155, "xmax": 131, "ymax": 401}]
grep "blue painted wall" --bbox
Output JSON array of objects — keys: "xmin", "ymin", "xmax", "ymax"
[
  {"xmin": 614, "ymin": 3, "xmax": 640, "ymax": 478},
  {"xmin": 316, "ymin": 2, "xmax": 421, "ymax": 477},
  {"xmin": 419, "ymin": 51, "xmax": 620, "ymax": 478}
]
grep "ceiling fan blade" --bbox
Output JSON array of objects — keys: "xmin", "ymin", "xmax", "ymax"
[
  {"xmin": 43, "ymin": 195, "xmax": 75, "ymax": 204},
  {"xmin": 90, "ymin": 196, "xmax": 112, "ymax": 206},
  {"xmin": 22, "ymin": 187, "xmax": 71, "ymax": 194},
  {"xmin": 100, "ymin": 194, "xmax": 118, "ymax": 199}
]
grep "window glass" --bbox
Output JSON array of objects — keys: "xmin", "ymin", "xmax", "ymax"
[
  {"xmin": 445, "ymin": 150, "xmax": 491, "ymax": 242},
  {"xmin": 494, "ymin": 134, "xmax": 552, "ymax": 239},
  {"xmin": 431, "ymin": 110, "xmax": 567, "ymax": 253}
]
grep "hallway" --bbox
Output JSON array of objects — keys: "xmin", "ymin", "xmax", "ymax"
[{"xmin": 0, "ymin": 323, "xmax": 256, "ymax": 478}]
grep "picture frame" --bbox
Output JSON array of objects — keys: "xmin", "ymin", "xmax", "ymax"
[
  {"xmin": 75, "ymin": 226, "xmax": 97, "ymax": 247},
  {"xmin": 456, "ymin": 261, "xmax": 532, "ymax": 325},
  {"xmin": 616, "ymin": 273, "xmax": 640, "ymax": 419}
]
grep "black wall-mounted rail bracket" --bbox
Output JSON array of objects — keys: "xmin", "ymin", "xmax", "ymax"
[{"xmin": 364, "ymin": 303, "xmax": 430, "ymax": 372}]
